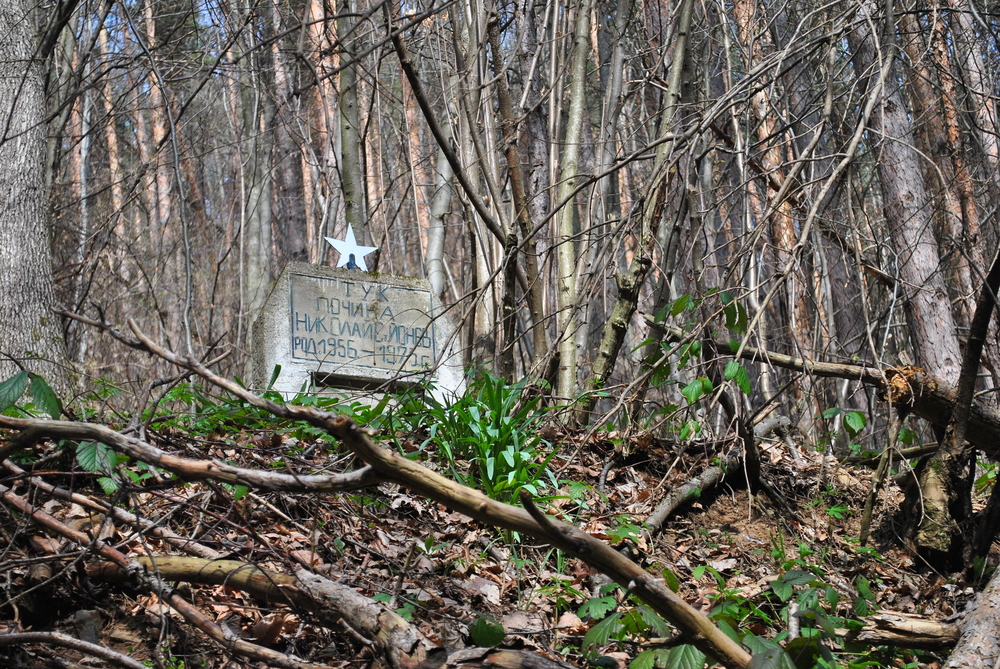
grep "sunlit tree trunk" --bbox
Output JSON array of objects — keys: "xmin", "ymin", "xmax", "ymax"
[
  {"xmin": 554, "ymin": 0, "xmax": 591, "ymax": 399},
  {"xmin": 851, "ymin": 0, "xmax": 964, "ymax": 562}
]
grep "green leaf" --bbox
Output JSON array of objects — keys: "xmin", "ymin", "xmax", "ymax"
[
  {"xmin": 29, "ymin": 374, "xmax": 61, "ymax": 419},
  {"xmin": 0, "ymin": 371, "xmax": 29, "ymax": 412},
  {"xmin": 782, "ymin": 570, "xmax": 815, "ymax": 587},
  {"xmin": 821, "ymin": 407, "xmax": 841, "ymax": 419},
  {"xmin": 747, "ymin": 646, "xmax": 797, "ymax": 669},
  {"xmin": 744, "ymin": 634, "xmax": 782, "ymax": 656},
  {"xmin": 76, "ymin": 441, "xmax": 116, "ymax": 475},
  {"xmin": 233, "ymin": 485, "xmax": 249, "ymax": 501},
  {"xmin": 855, "ymin": 575, "xmax": 875, "ymax": 600},
  {"xmin": 665, "ymin": 645, "xmax": 705, "ymax": 669},
  {"xmin": 629, "ymin": 649, "xmax": 665, "ymax": 669},
  {"xmin": 721, "ymin": 292, "xmax": 748, "ymax": 335},
  {"xmin": 578, "ymin": 596, "xmax": 617, "ymax": 621},
  {"xmin": 581, "ymin": 612, "xmax": 622, "ymax": 655},
  {"xmin": 468, "ymin": 616, "xmax": 505, "ymax": 647},
  {"xmin": 771, "ymin": 579, "xmax": 793, "ymax": 602},
  {"xmin": 844, "ymin": 410, "xmax": 867, "ymax": 437},
  {"xmin": 661, "ymin": 567, "xmax": 680, "ymax": 593},
  {"xmin": 96, "ymin": 476, "xmax": 119, "ymax": 495},
  {"xmin": 679, "ymin": 420, "xmax": 700, "ymax": 441},
  {"xmin": 681, "ymin": 378, "xmax": 711, "ymax": 405},
  {"xmin": 671, "ymin": 294, "xmax": 694, "ymax": 316},
  {"xmin": 827, "ymin": 504, "xmax": 849, "ymax": 519},
  {"xmin": 784, "ymin": 637, "xmax": 832, "ymax": 669},
  {"xmin": 724, "ymin": 361, "xmax": 752, "ymax": 395},
  {"xmin": 266, "ymin": 364, "xmax": 282, "ymax": 391},
  {"xmin": 637, "ymin": 607, "xmax": 670, "ymax": 637}
]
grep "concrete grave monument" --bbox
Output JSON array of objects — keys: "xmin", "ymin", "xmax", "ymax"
[{"xmin": 251, "ymin": 226, "xmax": 464, "ymax": 399}]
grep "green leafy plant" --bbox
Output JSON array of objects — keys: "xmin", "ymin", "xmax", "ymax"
[
  {"xmin": 577, "ymin": 592, "xmax": 704, "ymax": 669},
  {"xmin": 409, "ymin": 371, "xmax": 556, "ymax": 503},
  {"xmin": 0, "ymin": 371, "xmax": 61, "ymax": 418}
]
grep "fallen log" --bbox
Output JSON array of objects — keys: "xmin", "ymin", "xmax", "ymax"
[{"xmin": 88, "ymin": 556, "xmax": 428, "ymax": 669}]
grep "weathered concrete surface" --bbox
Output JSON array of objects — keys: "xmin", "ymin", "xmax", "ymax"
[{"xmin": 251, "ymin": 263, "xmax": 464, "ymax": 400}]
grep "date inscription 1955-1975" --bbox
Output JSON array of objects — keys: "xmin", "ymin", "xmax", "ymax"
[{"xmin": 289, "ymin": 273, "xmax": 437, "ymax": 373}]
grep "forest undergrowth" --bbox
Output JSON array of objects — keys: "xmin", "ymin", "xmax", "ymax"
[{"xmin": 0, "ymin": 368, "xmax": 987, "ymax": 669}]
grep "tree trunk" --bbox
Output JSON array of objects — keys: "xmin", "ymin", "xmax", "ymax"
[
  {"xmin": 338, "ymin": 0, "xmax": 367, "ymax": 246},
  {"xmin": 945, "ymin": 567, "xmax": 1000, "ymax": 667},
  {"xmin": 554, "ymin": 0, "xmax": 591, "ymax": 399},
  {"xmin": 848, "ymin": 1, "xmax": 961, "ymax": 386},
  {"xmin": 0, "ymin": 0, "xmax": 70, "ymax": 389}
]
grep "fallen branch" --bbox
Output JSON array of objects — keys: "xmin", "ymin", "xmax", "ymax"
[
  {"xmin": 88, "ymin": 556, "xmax": 426, "ymax": 669},
  {"xmin": 0, "ymin": 419, "xmax": 382, "ymax": 493},
  {"xmin": 651, "ymin": 320, "xmax": 1000, "ymax": 458},
  {"xmin": 0, "ymin": 631, "xmax": 148, "ymax": 669},
  {"xmin": 848, "ymin": 611, "xmax": 960, "ymax": 650},
  {"xmin": 644, "ymin": 450, "xmax": 743, "ymax": 536},
  {"xmin": 0, "ymin": 484, "xmax": 334, "ymax": 669}
]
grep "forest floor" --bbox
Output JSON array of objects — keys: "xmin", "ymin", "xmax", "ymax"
[{"xmin": 0, "ymin": 411, "xmax": 983, "ymax": 669}]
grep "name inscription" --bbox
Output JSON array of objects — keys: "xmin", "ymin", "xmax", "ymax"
[{"xmin": 289, "ymin": 273, "xmax": 437, "ymax": 373}]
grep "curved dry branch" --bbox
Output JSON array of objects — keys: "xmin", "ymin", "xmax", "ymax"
[
  {"xmin": 0, "ymin": 631, "xmax": 147, "ymax": 669},
  {"xmin": 0, "ymin": 418, "xmax": 382, "ymax": 492}
]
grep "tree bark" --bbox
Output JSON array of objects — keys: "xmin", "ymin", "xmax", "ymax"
[
  {"xmin": 339, "ymin": 0, "xmax": 367, "ymax": 245},
  {"xmin": 848, "ymin": 1, "xmax": 961, "ymax": 385},
  {"xmin": 0, "ymin": 0, "xmax": 69, "ymax": 389},
  {"xmin": 945, "ymin": 568, "xmax": 1000, "ymax": 667},
  {"xmin": 554, "ymin": 0, "xmax": 591, "ymax": 399}
]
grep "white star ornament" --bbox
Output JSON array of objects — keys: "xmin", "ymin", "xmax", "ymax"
[{"xmin": 325, "ymin": 224, "xmax": 378, "ymax": 272}]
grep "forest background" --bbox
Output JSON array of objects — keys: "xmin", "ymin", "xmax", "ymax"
[{"xmin": 3, "ymin": 0, "xmax": 1000, "ymax": 666}]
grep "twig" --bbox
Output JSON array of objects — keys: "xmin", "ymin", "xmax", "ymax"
[
  {"xmin": 390, "ymin": 543, "xmax": 418, "ymax": 609},
  {"xmin": 0, "ymin": 418, "xmax": 383, "ymax": 493},
  {"xmin": 2, "ymin": 459, "xmax": 221, "ymax": 559}
]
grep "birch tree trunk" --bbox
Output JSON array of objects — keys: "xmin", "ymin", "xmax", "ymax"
[
  {"xmin": 0, "ymin": 0, "xmax": 69, "ymax": 388},
  {"xmin": 554, "ymin": 0, "xmax": 591, "ymax": 399}
]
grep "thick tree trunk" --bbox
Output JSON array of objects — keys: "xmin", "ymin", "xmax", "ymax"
[
  {"xmin": 848, "ymin": 2, "xmax": 961, "ymax": 385},
  {"xmin": 0, "ymin": 0, "xmax": 69, "ymax": 389},
  {"xmin": 945, "ymin": 568, "xmax": 1000, "ymax": 667}
]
